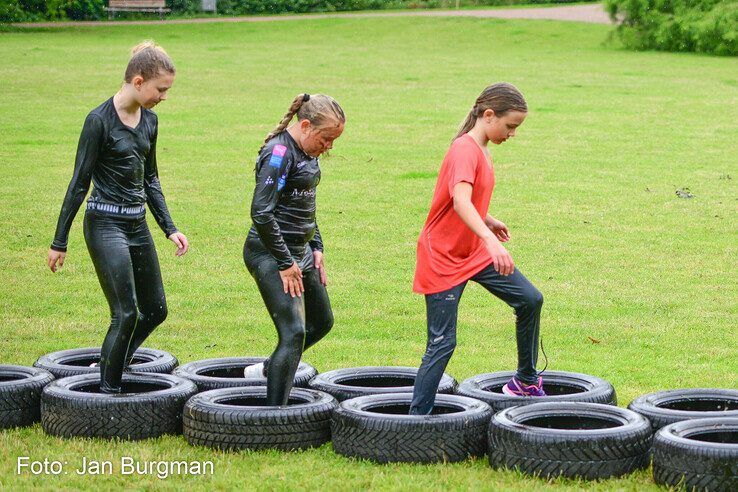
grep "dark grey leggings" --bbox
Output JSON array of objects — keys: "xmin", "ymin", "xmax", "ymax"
[
  {"xmin": 84, "ymin": 211, "xmax": 167, "ymax": 393},
  {"xmin": 243, "ymin": 237, "xmax": 334, "ymax": 406},
  {"xmin": 410, "ymin": 263, "xmax": 543, "ymax": 415}
]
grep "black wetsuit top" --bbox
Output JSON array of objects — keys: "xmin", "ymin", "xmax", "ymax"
[
  {"xmin": 50, "ymin": 97, "xmax": 177, "ymax": 252},
  {"xmin": 247, "ymin": 131, "xmax": 324, "ymax": 270}
]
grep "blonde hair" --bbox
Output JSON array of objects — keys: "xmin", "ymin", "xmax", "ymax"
[
  {"xmin": 124, "ymin": 41, "xmax": 175, "ymax": 83},
  {"xmin": 455, "ymin": 82, "xmax": 527, "ymax": 139},
  {"xmin": 259, "ymin": 93, "xmax": 345, "ymax": 153}
]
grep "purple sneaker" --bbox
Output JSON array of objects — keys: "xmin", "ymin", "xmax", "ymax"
[{"xmin": 502, "ymin": 376, "xmax": 546, "ymax": 397}]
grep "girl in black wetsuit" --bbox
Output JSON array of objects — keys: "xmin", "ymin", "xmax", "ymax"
[
  {"xmin": 47, "ymin": 42, "xmax": 189, "ymax": 394},
  {"xmin": 243, "ymin": 93, "xmax": 345, "ymax": 406}
]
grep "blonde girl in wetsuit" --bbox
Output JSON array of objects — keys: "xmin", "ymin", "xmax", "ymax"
[{"xmin": 47, "ymin": 42, "xmax": 188, "ymax": 394}]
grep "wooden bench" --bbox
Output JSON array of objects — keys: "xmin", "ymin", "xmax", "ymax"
[{"xmin": 106, "ymin": 0, "xmax": 171, "ymax": 20}]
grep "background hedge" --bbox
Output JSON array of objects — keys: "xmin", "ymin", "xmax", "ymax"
[
  {"xmin": 2, "ymin": 0, "xmax": 595, "ymax": 22},
  {"xmin": 605, "ymin": 0, "xmax": 738, "ymax": 56}
]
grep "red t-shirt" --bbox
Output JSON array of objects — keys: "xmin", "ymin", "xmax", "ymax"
[{"xmin": 413, "ymin": 133, "xmax": 495, "ymax": 294}]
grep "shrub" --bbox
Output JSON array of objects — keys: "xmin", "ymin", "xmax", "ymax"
[
  {"xmin": 0, "ymin": 1, "xmax": 30, "ymax": 22},
  {"xmin": 605, "ymin": 0, "xmax": 738, "ymax": 55}
]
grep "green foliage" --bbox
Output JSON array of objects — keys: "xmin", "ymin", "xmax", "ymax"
[
  {"xmin": 3, "ymin": 0, "xmax": 597, "ymax": 22},
  {"xmin": 61, "ymin": 0, "xmax": 106, "ymax": 20},
  {"xmin": 606, "ymin": 0, "xmax": 738, "ymax": 55},
  {"xmin": 166, "ymin": 0, "xmax": 200, "ymax": 14},
  {"xmin": 214, "ymin": 0, "xmax": 592, "ymax": 15},
  {"xmin": 0, "ymin": 1, "xmax": 30, "ymax": 22},
  {"xmin": 0, "ymin": 0, "xmax": 105, "ymax": 21}
]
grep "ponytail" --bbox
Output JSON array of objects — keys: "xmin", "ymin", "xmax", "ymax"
[
  {"xmin": 455, "ymin": 107, "xmax": 479, "ymax": 140},
  {"xmin": 259, "ymin": 93, "xmax": 308, "ymax": 154}
]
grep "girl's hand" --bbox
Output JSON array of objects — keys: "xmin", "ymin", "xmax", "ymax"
[
  {"xmin": 486, "ymin": 216, "xmax": 510, "ymax": 242},
  {"xmin": 168, "ymin": 232, "xmax": 189, "ymax": 257},
  {"xmin": 280, "ymin": 262, "xmax": 304, "ymax": 297},
  {"xmin": 47, "ymin": 249, "xmax": 66, "ymax": 273},
  {"xmin": 483, "ymin": 236, "xmax": 515, "ymax": 276},
  {"xmin": 313, "ymin": 250, "xmax": 328, "ymax": 286}
]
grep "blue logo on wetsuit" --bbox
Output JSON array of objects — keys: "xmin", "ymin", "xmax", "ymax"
[{"xmin": 269, "ymin": 144, "xmax": 287, "ymax": 168}]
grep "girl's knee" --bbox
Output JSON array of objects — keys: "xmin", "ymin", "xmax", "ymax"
[
  {"xmin": 113, "ymin": 307, "xmax": 138, "ymax": 331},
  {"xmin": 323, "ymin": 311, "xmax": 334, "ymax": 333},
  {"xmin": 147, "ymin": 303, "xmax": 168, "ymax": 327},
  {"xmin": 531, "ymin": 289, "xmax": 543, "ymax": 308},
  {"xmin": 424, "ymin": 335, "xmax": 457, "ymax": 358},
  {"xmin": 279, "ymin": 325, "xmax": 306, "ymax": 350}
]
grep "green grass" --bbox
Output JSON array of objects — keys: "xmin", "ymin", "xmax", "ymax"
[{"xmin": 1, "ymin": 15, "xmax": 736, "ymax": 491}]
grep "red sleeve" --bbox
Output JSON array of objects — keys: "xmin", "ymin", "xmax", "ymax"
[{"xmin": 447, "ymin": 141, "xmax": 478, "ymax": 196}]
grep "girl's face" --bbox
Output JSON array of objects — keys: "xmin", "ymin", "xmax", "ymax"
[
  {"xmin": 133, "ymin": 72, "xmax": 175, "ymax": 109},
  {"xmin": 484, "ymin": 110, "xmax": 527, "ymax": 145},
  {"xmin": 297, "ymin": 119, "xmax": 344, "ymax": 157}
]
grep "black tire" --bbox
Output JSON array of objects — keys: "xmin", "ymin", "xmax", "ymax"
[
  {"xmin": 173, "ymin": 357, "xmax": 318, "ymax": 392},
  {"xmin": 0, "ymin": 365, "xmax": 55, "ymax": 429},
  {"xmin": 308, "ymin": 366, "xmax": 457, "ymax": 402},
  {"xmin": 41, "ymin": 373, "xmax": 197, "ymax": 440},
  {"xmin": 488, "ymin": 402, "xmax": 652, "ymax": 479},
  {"xmin": 653, "ymin": 417, "xmax": 738, "ymax": 492},
  {"xmin": 628, "ymin": 388, "xmax": 738, "ymax": 432},
  {"xmin": 183, "ymin": 387, "xmax": 337, "ymax": 451},
  {"xmin": 332, "ymin": 393, "xmax": 492, "ymax": 463},
  {"xmin": 456, "ymin": 370, "xmax": 616, "ymax": 411},
  {"xmin": 34, "ymin": 347, "xmax": 178, "ymax": 378}
]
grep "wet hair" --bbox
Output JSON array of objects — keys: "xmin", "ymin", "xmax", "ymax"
[
  {"xmin": 455, "ymin": 82, "xmax": 527, "ymax": 139},
  {"xmin": 124, "ymin": 41, "xmax": 175, "ymax": 83},
  {"xmin": 259, "ymin": 93, "xmax": 345, "ymax": 153}
]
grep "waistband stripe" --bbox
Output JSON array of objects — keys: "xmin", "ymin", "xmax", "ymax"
[{"xmin": 86, "ymin": 201, "xmax": 146, "ymax": 216}]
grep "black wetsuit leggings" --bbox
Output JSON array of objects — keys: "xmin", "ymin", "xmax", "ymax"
[
  {"xmin": 410, "ymin": 263, "xmax": 543, "ymax": 415},
  {"xmin": 84, "ymin": 211, "xmax": 167, "ymax": 393},
  {"xmin": 243, "ymin": 237, "xmax": 334, "ymax": 406}
]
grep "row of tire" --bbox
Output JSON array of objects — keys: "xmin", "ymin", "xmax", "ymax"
[{"xmin": 1, "ymin": 348, "xmax": 736, "ymax": 491}]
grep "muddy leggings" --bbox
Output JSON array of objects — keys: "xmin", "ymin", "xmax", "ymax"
[
  {"xmin": 84, "ymin": 211, "xmax": 167, "ymax": 394},
  {"xmin": 243, "ymin": 236, "xmax": 334, "ymax": 406}
]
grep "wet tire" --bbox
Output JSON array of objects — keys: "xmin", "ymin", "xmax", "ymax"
[
  {"xmin": 332, "ymin": 393, "xmax": 492, "ymax": 463},
  {"xmin": 173, "ymin": 357, "xmax": 317, "ymax": 392},
  {"xmin": 653, "ymin": 417, "xmax": 738, "ymax": 492},
  {"xmin": 309, "ymin": 366, "xmax": 457, "ymax": 402},
  {"xmin": 183, "ymin": 387, "xmax": 337, "ymax": 451},
  {"xmin": 0, "ymin": 365, "xmax": 54, "ymax": 429},
  {"xmin": 488, "ymin": 402, "xmax": 652, "ymax": 479},
  {"xmin": 34, "ymin": 347, "xmax": 178, "ymax": 378},
  {"xmin": 456, "ymin": 370, "xmax": 616, "ymax": 411},
  {"xmin": 41, "ymin": 373, "xmax": 197, "ymax": 440},
  {"xmin": 628, "ymin": 388, "xmax": 738, "ymax": 432}
]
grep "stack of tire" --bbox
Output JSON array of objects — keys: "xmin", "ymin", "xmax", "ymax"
[
  {"xmin": 33, "ymin": 347, "xmax": 197, "ymax": 440},
  {"xmin": 311, "ymin": 366, "xmax": 495, "ymax": 463},
  {"xmin": 0, "ymin": 365, "xmax": 54, "ymax": 430},
  {"xmin": 629, "ymin": 389, "xmax": 738, "ymax": 491},
  {"xmin": 179, "ymin": 364, "xmax": 463, "ymax": 454},
  {"xmin": 455, "ymin": 370, "xmax": 654, "ymax": 479},
  {"xmin": 175, "ymin": 357, "xmax": 335, "ymax": 451}
]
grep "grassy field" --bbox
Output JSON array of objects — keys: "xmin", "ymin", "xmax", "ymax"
[{"xmin": 0, "ymin": 14, "xmax": 736, "ymax": 490}]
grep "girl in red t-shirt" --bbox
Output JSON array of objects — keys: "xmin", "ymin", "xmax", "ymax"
[{"xmin": 410, "ymin": 83, "xmax": 546, "ymax": 414}]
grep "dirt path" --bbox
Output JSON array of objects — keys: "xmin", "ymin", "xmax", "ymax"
[{"xmin": 15, "ymin": 4, "xmax": 613, "ymax": 28}]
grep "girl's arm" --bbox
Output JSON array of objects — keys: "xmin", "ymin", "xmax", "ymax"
[
  {"xmin": 143, "ymin": 116, "xmax": 178, "ymax": 238},
  {"xmin": 143, "ymin": 117, "xmax": 188, "ymax": 256},
  {"xmin": 251, "ymin": 145, "xmax": 304, "ymax": 297},
  {"xmin": 453, "ymin": 182, "xmax": 514, "ymax": 275},
  {"xmin": 48, "ymin": 113, "xmax": 103, "ymax": 272}
]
